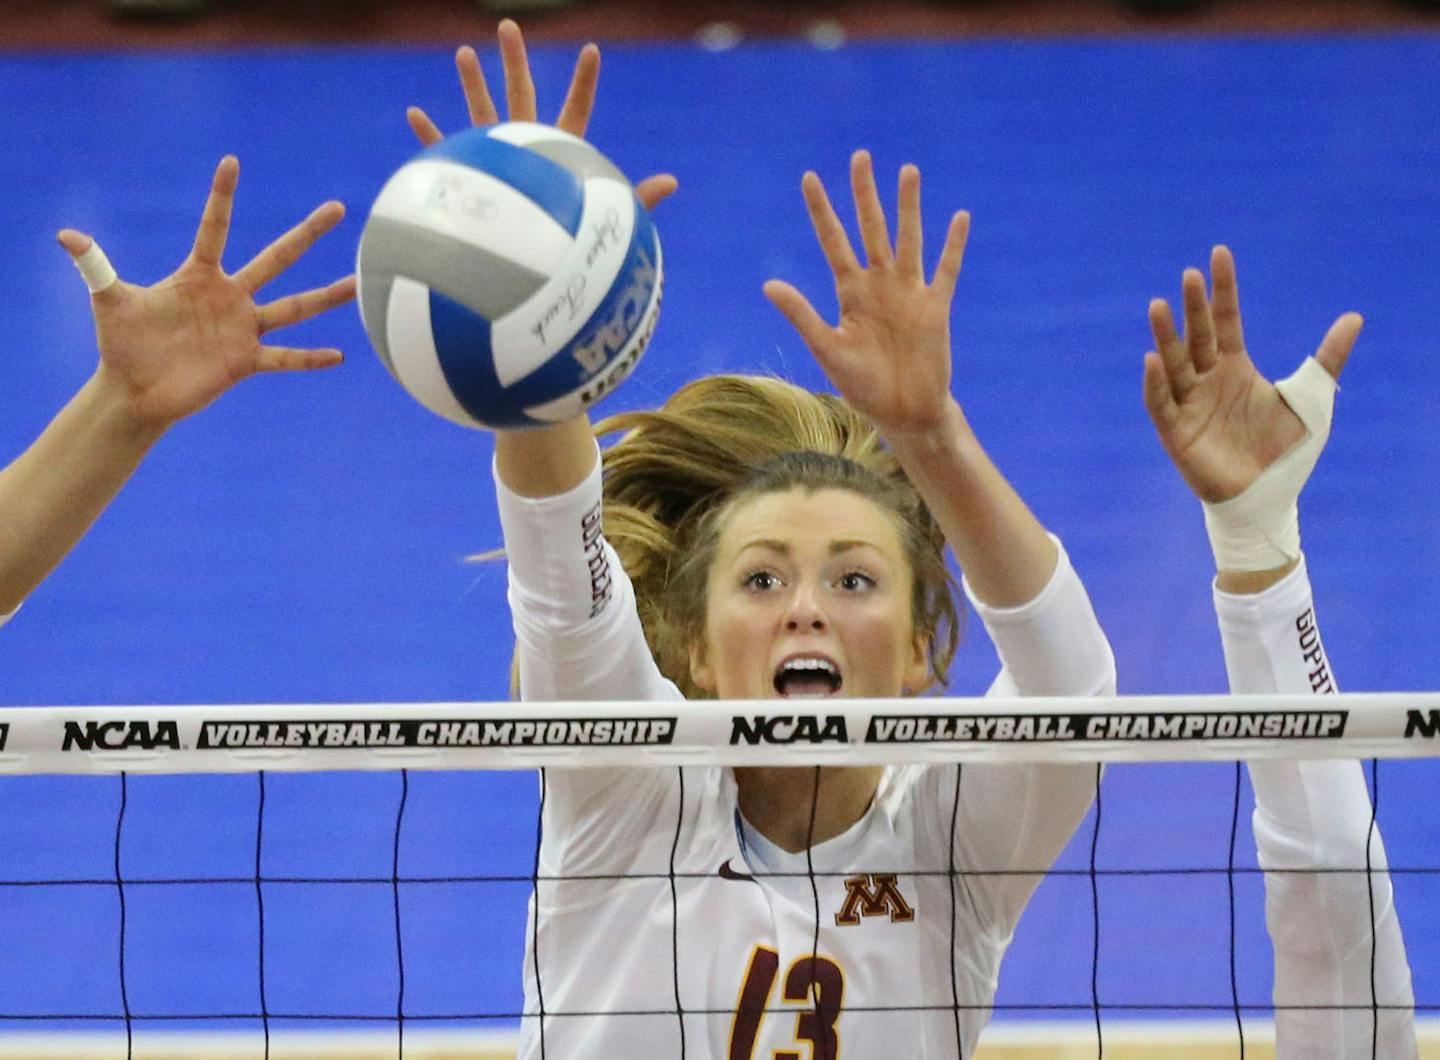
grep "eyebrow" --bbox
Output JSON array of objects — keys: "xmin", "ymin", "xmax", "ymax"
[{"xmin": 736, "ymin": 539, "xmax": 882, "ymax": 556}]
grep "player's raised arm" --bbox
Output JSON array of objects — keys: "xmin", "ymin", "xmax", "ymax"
[
  {"xmin": 0, "ymin": 156, "xmax": 353, "ymax": 619},
  {"xmin": 400, "ymin": 19, "xmax": 676, "ymax": 499},
  {"xmin": 765, "ymin": 151, "xmax": 1114, "ymax": 917},
  {"xmin": 383, "ymin": 21, "xmax": 680, "ymax": 707},
  {"xmin": 1145, "ymin": 245, "xmax": 1417, "ymax": 1058},
  {"xmin": 764, "ymin": 151, "xmax": 1059, "ymax": 609}
]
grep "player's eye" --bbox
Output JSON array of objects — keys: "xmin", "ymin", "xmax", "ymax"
[
  {"xmin": 837, "ymin": 571, "xmax": 876, "ymax": 592},
  {"xmin": 743, "ymin": 570, "xmax": 782, "ymax": 592}
]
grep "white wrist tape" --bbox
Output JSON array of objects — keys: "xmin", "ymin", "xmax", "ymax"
[
  {"xmin": 1201, "ymin": 357, "xmax": 1337, "ymax": 572},
  {"xmin": 71, "ymin": 241, "xmax": 118, "ymax": 294}
]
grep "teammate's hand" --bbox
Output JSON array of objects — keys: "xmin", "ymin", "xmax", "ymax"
[
  {"xmin": 405, "ymin": 19, "xmax": 677, "ymax": 212},
  {"xmin": 763, "ymin": 150, "xmax": 971, "ymax": 440},
  {"xmin": 1143, "ymin": 245, "xmax": 1361, "ymax": 503},
  {"xmin": 61, "ymin": 156, "xmax": 355, "ymax": 432}
]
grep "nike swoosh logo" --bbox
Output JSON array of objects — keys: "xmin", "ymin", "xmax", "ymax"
[{"xmin": 718, "ymin": 859, "xmax": 756, "ymax": 883}]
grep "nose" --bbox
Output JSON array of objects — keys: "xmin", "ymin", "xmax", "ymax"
[{"xmin": 783, "ymin": 582, "xmax": 827, "ymax": 632}]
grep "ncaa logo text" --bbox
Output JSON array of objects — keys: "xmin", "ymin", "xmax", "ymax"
[
  {"xmin": 63, "ymin": 720, "xmax": 180, "ymax": 752},
  {"xmin": 730, "ymin": 715, "xmax": 848, "ymax": 746},
  {"xmin": 1405, "ymin": 710, "xmax": 1440, "ymax": 739}
]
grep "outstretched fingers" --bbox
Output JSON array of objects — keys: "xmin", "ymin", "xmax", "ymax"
[
  {"xmin": 405, "ymin": 44, "xmax": 500, "ymax": 148},
  {"xmin": 56, "ymin": 229, "xmax": 93, "ymax": 257},
  {"xmin": 190, "ymin": 155, "xmax": 240, "ymax": 269},
  {"xmin": 255, "ymin": 344, "xmax": 345, "ymax": 374},
  {"xmin": 256, "ymin": 275, "xmax": 357, "ymax": 335},
  {"xmin": 929, "ymin": 210, "xmax": 970, "ymax": 302},
  {"xmin": 1148, "ymin": 297, "xmax": 1197, "ymax": 402},
  {"xmin": 800, "ymin": 171, "xmax": 860, "ymax": 282},
  {"xmin": 635, "ymin": 174, "xmax": 679, "ymax": 212},
  {"xmin": 497, "ymin": 18, "xmax": 537, "ymax": 122},
  {"xmin": 849, "ymin": 149, "xmax": 892, "ymax": 268},
  {"xmin": 235, "ymin": 201, "xmax": 347, "ymax": 294},
  {"xmin": 894, "ymin": 164, "xmax": 922, "ymax": 281},
  {"xmin": 1180, "ymin": 267, "xmax": 1218, "ymax": 375},
  {"xmin": 1315, "ymin": 311, "xmax": 1364, "ymax": 381},
  {"xmin": 57, "ymin": 228, "xmax": 122, "ymax": 300},
  {"xmin": 555, "ymin": 43, "xmax": 600, "ymax": 136},
  {"xmin": 763, "ymin": 280, "xmax": 835, "ymax": 361},
  {"xmin": 406, "ymin": 106, "xmax": 445, "ymax": 147},
  {"xmin": 1142, "ymin": 350, "xmax": 1181, "ymax": 432},
  {"xmin": 1208, "ymin": 245, "xmax": 1247, "ymax": 358},
  {"xmin": 456, "ymin": 44, "xmax": 499, "ymax": 128}
]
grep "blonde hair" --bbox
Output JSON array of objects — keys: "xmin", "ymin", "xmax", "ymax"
[{"xmin": 594, "ymin": 375, "xmax": 960, "ymax": 699}]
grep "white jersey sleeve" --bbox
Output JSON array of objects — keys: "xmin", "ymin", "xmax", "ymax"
[
  {"xmin": 1214, "ymin": 557, "xmax": 1416, "ymax": 1060},
  {"xmin": 495, "ymin": 446, "xmax": 678, "ymax": 705},
  {"xmin": 920, "ymin": 536, "xmax": 1116, "ymax": 931},
  {"xmin": 494, "ymin": 450, "xmax": 684, "ymax": 876}
]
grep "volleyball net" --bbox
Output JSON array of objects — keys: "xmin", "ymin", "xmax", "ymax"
[{"xmin": 2, "ymin": 691, "xmax": 1439, "ymax": 1059}]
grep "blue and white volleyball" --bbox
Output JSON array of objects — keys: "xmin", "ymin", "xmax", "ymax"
[{"xmin": 357, "ymin": 122, "xmax": 662, "ymax": 429}]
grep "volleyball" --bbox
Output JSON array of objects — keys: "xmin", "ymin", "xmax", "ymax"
[{"xmin": 356, "ymin": 122, "xmax": 662, "ymax": 429}]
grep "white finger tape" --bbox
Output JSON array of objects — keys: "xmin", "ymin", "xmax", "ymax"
[
  {"xmin": 72, "ymin": 241, "xmax": 118, "ymax": 294},
  {"xmin": 1202, "ymin": 357, "xmax": 1337, "ymax": 572}
]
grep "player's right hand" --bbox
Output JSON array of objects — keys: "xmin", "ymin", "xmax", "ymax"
[{"xmin": 404, "ymin": 20, "xmax": 677, "ymax": 213}]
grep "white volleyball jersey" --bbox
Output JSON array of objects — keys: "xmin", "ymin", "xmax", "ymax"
[
  {"xmin": 1216, "ymin": 560, "xmax": 1417, "ymax": 1059},
  {"xmin": 495, "ymin": 453, "xmax": 1116, "ymax": 1059}
]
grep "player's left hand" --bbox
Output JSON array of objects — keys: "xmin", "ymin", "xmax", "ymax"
[
  {"xmin": 405, "ymin": 19, "xmax": 678, "ymax": 213},
  {"xmin": 763, "ymin": 150, "xmax": 971, "ymax": 440},
  {"xmin": 1143, "ymin": 245, "xmax": 1361, "ymax": 503},
  {"xmin": 63, "ymin": 155, "xmax": 355, "ymax": 431}
]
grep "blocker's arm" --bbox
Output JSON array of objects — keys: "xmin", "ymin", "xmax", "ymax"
[
  {"xmin": 1143, "ymin": 245, "xmax": 1416, "ymax": 1057},
  {"xmin": 0, "ymin": 376, "xmax": 165, "ymax": 617},
  {"xmin": 495, "ymin": 416, "xmax": 598, "ymax": 499},
  {"xmin": 414, "ymin": 23, "xmax": 673, "ymax": 501},
  {"xmin": 1, "ymin": 158, "xmax": 350, "ymax": 620},
  {"xmin": 764, "ymin": 151, "xmax": 1059, "ymax": 610},
  {"xmin": 1217, "ymin": 564, "xmax": 1417, "ymax": 1060}
]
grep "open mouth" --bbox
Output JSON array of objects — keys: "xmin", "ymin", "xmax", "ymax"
[{"xmin": 773, "ymin": 656, "xmax": 843, "ymax": 698}]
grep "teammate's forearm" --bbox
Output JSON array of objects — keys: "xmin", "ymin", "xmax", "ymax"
[{"xmin": 0, "ymin": 370, "xmax": 164, "ymax": 613}]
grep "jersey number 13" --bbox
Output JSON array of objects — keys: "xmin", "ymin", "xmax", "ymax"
[{"xmin": 729, "ymin": 946, "xmax": 845, "ymax": 1060}]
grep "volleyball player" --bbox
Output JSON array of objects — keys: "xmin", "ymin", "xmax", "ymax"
[
  {"xmin": 0, "ymin": 157, "xmax": 354, "ymax": 626},
  {"xmin": 1145, "ymin": 246, "xmax": 1417, "ymax": 1056},
  {"xmin": 415, "ymin": 21, "xmax": 1421, "ymax": 1057},
  {"xmin": 413, "ymin": 24, "xmax": 1114, "ymax": 1058}
]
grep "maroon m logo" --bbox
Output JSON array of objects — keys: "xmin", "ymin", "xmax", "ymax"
[{"xmin": 834, "ymin": 873, "xmax": 915, "ymax": 926}]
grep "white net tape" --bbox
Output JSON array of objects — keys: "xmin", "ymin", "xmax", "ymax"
[{"xmin": 3, "ymin": 691, "xmax": 1439, "ymax": 774}]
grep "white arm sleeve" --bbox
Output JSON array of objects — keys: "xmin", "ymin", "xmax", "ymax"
[
  {"xmin": 494, "ymin": 450, "xmax": 683, "ymax": 877},
  {"xmin": 933, "ymin": 537, "xmax": 1116, "ymax": 929},
  {"xmin": 495, "ymin": 447, "xmax": 680, "ymax": 706},
  {"xmin": 1215, "ymin": 558, "xmax": 1416, "ymax": 1060},
  {"xmin": 965, "ymin": 537, "xmax": 1116, "ymax": 700}
]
